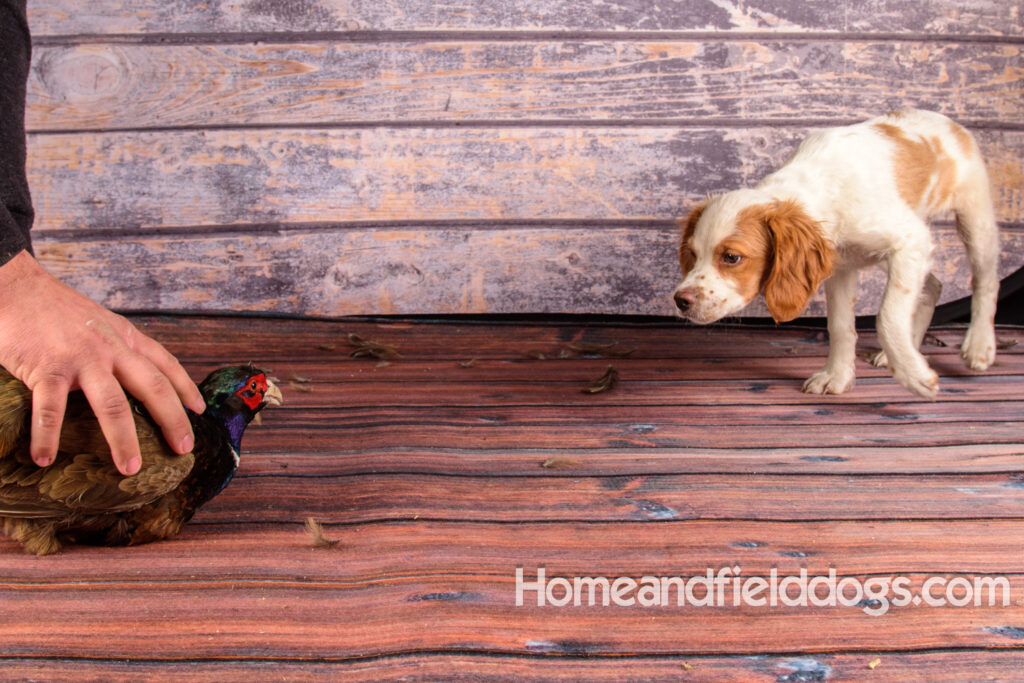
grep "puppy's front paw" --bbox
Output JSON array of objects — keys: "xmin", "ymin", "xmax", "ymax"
[
  {"xmin": 802, "ymin": 367, "xmax": 855, "ymax": 395},
  {"xmin": 892, "ymin": 366, "xmax": 939, "ymax": 400},
  {"xmin": 961, "ymin": 325, "xmax": 996, "ymax": 371}
]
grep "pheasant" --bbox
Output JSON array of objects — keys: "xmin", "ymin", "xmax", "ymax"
[{"xmin": 0, "ymin": 364, "xmax": 282, "ymax": 554}]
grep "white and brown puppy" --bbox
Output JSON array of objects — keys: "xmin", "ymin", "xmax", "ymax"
[{"xmin": 672, "ymin": 109, "xmax": 999, "ymax": 399}]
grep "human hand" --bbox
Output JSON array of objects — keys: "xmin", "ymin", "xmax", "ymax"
[{"xmin": 0, "ymin": 251, "xmax": 206, "ymax": 475}]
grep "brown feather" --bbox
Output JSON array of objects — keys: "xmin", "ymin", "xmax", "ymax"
[
  {"xmin": 0, "ymin": 368, "xmax": 31, "ymax": 458},
  {"xmin": 0, "ymin": 364, "xmax": 279, "ymax": 554},
  {"xmin": 0, "ymin": 373, "xmax": 194, "ymax": 553},
  {"xmin": 0, "ymin": 389, "xmax": 192, "ymax": 518}
]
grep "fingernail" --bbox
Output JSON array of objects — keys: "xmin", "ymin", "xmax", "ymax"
[
  {"xmin": 35, "ymin": 456, "xmax": 54, "ymax": 468},
  {"xmin": 180, "ymin": 434, "xmax": 194, "ymax": 453},
  {"xmin": 125, "ymin": 456, "xmax": 141, "ymax": 476}
]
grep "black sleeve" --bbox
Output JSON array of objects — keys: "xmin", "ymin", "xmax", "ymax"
[{"xmin": 0, "ymin": 0, "xmax": 34, "ymax": 265}]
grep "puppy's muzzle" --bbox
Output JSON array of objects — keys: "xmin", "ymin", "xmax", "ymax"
[{"xmin": 673, "ymin": 288, "xmax": 696, "ymax": 314}]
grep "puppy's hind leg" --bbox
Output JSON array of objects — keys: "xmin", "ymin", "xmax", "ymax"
[{"xmin": 870, "ymin": 273, "xmax": 942, "ymax": 368}]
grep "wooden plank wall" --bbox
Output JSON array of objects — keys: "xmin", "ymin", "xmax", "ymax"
[{"xmin": 24, "ymin": 0, "xmax": 1024, "ymax": 317}]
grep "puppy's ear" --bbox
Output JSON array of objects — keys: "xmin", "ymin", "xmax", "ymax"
[
  {"xmin": 761, "ymin": 200, "xmax": 834, "ymax": 323},
  {"xmin": 677, "ymin": 201, "xmax": 707, "ymax": 270}
]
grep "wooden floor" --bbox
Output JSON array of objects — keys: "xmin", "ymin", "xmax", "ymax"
[{"xmin": 1, "ymin": 315, "xmax": 1023, "ymax": 680}]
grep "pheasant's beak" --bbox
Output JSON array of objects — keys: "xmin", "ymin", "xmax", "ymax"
[{"xmin": 263, "ymin": 380, "xmax": 284, "ymax": 407}]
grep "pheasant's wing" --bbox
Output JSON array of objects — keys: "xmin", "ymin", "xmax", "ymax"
[
  {"xmin": 0, "ymin": 368, "xmax": 31, "ymax": 460},
  {"xmin": 0, "ymin": 389, "xmax": 194, "ymax": 518}
]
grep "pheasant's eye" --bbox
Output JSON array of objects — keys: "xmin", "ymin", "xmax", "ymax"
[
  {"xmin": 250, "ymin": 381, "xmax": 258, "ymax": 391},
  {"xmin": 722, "ymin": 252, "xmax": 743, "ymax": 266}
]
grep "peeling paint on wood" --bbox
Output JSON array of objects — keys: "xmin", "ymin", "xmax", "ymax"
[
  {"xmin": 27, "ymin": 0, "xmax": 1024, "ymax": 36},
  {"xmin": 25, "ymin": 128, "xmax": 1024, "ymax": 230},
  {"xmin": 20, "ymin": 0, "xmax": 1024, "ymax": 317},
  {"xmin": 33, "ymin": 225, "xmax": 1024, "ymax": 316},
  {"xmin": 25, "ymin": 41, "xmax": 1023, "ymax": 130}
]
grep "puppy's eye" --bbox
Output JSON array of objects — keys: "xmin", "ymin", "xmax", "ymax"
[{"xmin": 721, "ymin": 252, "xmax": 743, "ymax": 266}]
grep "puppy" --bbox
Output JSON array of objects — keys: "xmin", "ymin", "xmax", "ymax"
[{"xmin": 672, "ymin": 109, "xmax": 999, "ymax": 399}]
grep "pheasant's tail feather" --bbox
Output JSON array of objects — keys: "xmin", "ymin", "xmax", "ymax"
[
  {"xmin": 2, "ymin": 517, "xmax": 62, "ymax": 555},
  {"xmin": 113, "ymin": 503, "xmax": 188, "ymax": 546}
]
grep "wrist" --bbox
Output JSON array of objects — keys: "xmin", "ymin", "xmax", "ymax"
[
  {"xmin": 0, "ymin": 250, "xmax": 47, "ymax": 311},
  {"xmin": 0, "ymin": 246, "xmax": 43, "ymax": 278}
]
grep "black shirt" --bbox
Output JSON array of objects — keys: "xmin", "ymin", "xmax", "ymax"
[{"xmin": 0, "ymin": 0, "xmax": 34, "ymax": 265}]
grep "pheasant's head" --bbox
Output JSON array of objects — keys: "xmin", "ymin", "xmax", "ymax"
[{"xmin": 198, "ymin": 365, "xmax": 283, "ymax": 447}]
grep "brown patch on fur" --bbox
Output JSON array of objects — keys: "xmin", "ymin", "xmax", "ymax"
[
  {"xmin": 677, "ymin": 202, "xmax": 706, "ymax": 275},
  {"xmin": 949, "ymin": 118, "xmax": 975, "ymax": 157},
  {"xmin": 759, "ymin": 200, "xmax": 835, "ymax": 323},
  {"xmin": 927, "ymin": 143, "xmax": 957, "ymax": 210},
  {"xmin": 874, "ymin": 123, "xmax": 956, "ymax": 213},
  {"xmin": 720, "ymin": 204, "xmax": 774, "ymax": 303}
]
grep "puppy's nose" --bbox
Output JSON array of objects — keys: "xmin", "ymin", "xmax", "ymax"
[{"xmin": 674, "ymin": 289, "xmax": 695, "ymax": 313}]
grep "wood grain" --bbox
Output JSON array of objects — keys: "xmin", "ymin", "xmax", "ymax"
[
  {"xmin": 233, "ymin": 443, "xmax": 1024, "ymax": 477},
  {"xmin": 0, "ymin": 574, "xmax": 1020, "ymax": 658},
  {"xmin": 27, "ymin": 127, "xmax": 1024, "ymax": 230},
  {"xmin": 243, "ymin": 408, "xmax": 1024, "ymax": 452},
  {"xmin": 134, "ymin": 314, "xmax": 1010, "ymax": 360},
  {"xmin": 23, "ymin": 9, "xmax": 1024, "ymax": 320},
  {"xmin": 0, "ymin": 522, "xmax": 1021, "ymax": 658},
  {"xmin": 8, "ymin": 0, "xmax": 1024, "ymax": 672},
  {"xmin": 203, "ymin": 368, "xmax": 1024, "ymax": 407},
  {"xmin": 202, "ymin": 472, "xmax": 1024, "ymax": 523},
  {"xmin": 25, "ymin": 123, "xmax": 1024, "ymax": 316},
  {"xmin": 25, "ymin": 40, "xmax": 1023, "ymax": 130},
  {"xmin": 3, "ymin": 651, "xmax": 1022, "ymax": 683},
  {"xmin": 4, "ymin": 519, "xmax": 1023, "ymax": 583},
  {"xmin": 33, "ymin": 223, "xmax": 1024, "ymax": 316},
  {"xmin": 27, "ymin": 0, "xmax": 1023, "ymax": 36},
  {"xmin": 1, "ymin": 315, "xmax": 1022, "ymax": 675}
]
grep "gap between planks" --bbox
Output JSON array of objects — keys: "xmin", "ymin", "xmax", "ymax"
[{"xmin": 29, "ymin": 30, "xmax": 1024, "ymax": 47}]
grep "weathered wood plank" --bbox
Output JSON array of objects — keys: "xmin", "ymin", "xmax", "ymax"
[
  {"xmin": 27, "ymin": 0, "xmax": 1023, "ymax": 36},
  {"xmin": 170, "ymin": 346, "xmax": 1024, "ymax": 406},
  {"xmin": 26, "ymin": 127, "xmax": 1024, "ymax": 229},
  {"xmin": 33, "ymin": 224, "xmax": 1024, "ymax": 317},
  {"xmin": 245, "ymin": 409, "xmax": 1024, "ymax": 451},
  {"xmin": 118, "ymin": 316, "xmax": 1024, "ymax": 478},
  {"xmin": 205, "ymin": 371, "xmax": 1024, "ymax": 408},
  {"xmin": 0, "ymin": 313, "xmax": 1019, "ymax": 670},
  {"xmin": 133, "ymin": 315, "xmax": 1020, "ymax": 361},
  {"xmin": 235, "ymin": 444, "xmax": 1024, "ymax": 477},
  {"xmin": 0, "ymin": 574, "xmax": 1019, "ymax": 658},
  {"xmin": 3, "ymin": 651, "xmax": 1020, "ymax": 682},
  {"xmin": 25, "ymin": 40, "xmax": 1023, "ymax": 130},
  {"xmin": 0, "ymin": 576, "xmax": 1020, "ymax": 658},
  {"xmin": 201, "ymin": 472, "xmax": 1024, "ymax": 523},
  {"xmin": 255, "ymin": 397, "xmax": 1024, "ymax": 429},
  {"xmin": 125, "ymin": 316, "xmax": 1024, "ymax": 407},
  {"xmin": 4, "ymin": 521, "xmax": 1022, "ymax": 581},
  {"xmin": 26, "ymin": 123, "xmax": 1024, "ymax": 316}
]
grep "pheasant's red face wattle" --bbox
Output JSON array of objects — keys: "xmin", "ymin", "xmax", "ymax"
[{"xmin": 234, "ymin": 373, "xmax": 269, "ymax": 411}]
